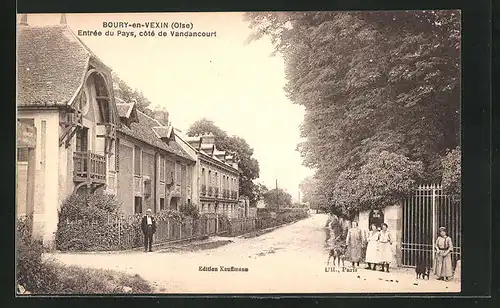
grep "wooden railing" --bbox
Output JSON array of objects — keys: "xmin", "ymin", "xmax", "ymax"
[{"xmin": 73, "ymin": 151, "xmax": 106, "ymax": 183}]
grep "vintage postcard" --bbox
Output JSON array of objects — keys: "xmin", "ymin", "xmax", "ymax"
[{"xmin": 16, "ymin": 11, "xmax": 461, "ymax": 294}]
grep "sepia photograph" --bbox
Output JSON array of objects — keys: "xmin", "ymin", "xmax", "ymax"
[{"xmin": 16, "ymin": 11, "xmax": 461, "ymax": 294}]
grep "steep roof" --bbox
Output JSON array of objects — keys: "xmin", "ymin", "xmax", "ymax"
[
  {"xmin": 17, "ymin": 25, "xmax": 96, "ymax": 106},
  {"xmin": 118, "ymin": 110, "xmax": 194, "ymax": 162}
]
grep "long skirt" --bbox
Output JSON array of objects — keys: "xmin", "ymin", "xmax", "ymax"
[
  {"xmin": 378, "ymin": 242, "xmax": 392, "ymax": 263},
  {"xmin": 365, "ymin": 241, "xmax": 379, "ymax": 264},
  {"xmin": 435, "ymin": 252, "xmax": 453, "ymax": 278},
  {"xmin": 347, "ymin": 245, "xmax": 362, "ymax": 263}
]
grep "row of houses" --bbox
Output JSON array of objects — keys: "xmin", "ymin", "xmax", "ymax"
[{"xmin": 16, "ymin": 15, "xmax": 244, "ymax": 248}]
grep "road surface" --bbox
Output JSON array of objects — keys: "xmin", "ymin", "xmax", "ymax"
[{"xmin": 49, "ymin": 214, "xmax": 460, "ymax": 294}]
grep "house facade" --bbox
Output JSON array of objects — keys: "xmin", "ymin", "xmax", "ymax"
[
  {"xmin": 180, "ymin": 134, "xmax": 241, "ymax": 218},
  {"xmin": 114, "ymin": 101, "xmax": 196, "ymax": 214},
  {"xmin": 16, "ymin": 16, "xmax": 196, "ymax": 247}
]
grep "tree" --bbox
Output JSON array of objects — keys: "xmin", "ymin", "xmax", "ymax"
[
  {"xmin": 245, "ymin": 11, "xmax": 460, "ymax": 216},
  {"xmin": 299, "ymin": 176, "xmax": 319, "ymax": 208},
  {"xmin": 112, "ymin": 72, "xmax": 155, "ymax": 117},
  {"xmin": 251, "ymin": 182, "xmax": 269, "ymax": 205},
  {"xmin": 263, "ymin": 188, "xmax": 292, "ymax": 210},
  {"xmin": 441, "ymin": 146, "xmax": 461, "ymax": 203},
  {"xmin": 186, "ymin": 119, "xmax": 261, "ymax": 205}
]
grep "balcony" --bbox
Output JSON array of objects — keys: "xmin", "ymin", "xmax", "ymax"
[{"xmin": 73, "ymin": 151, "xmax": 106, "ymax": 184}]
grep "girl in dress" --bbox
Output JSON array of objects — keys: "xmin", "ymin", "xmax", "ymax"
[
  {"xmin": 378, "ymin": 223, "xmax": 393, "ymax": 272},
  {"xmin": 365, "ymin": 223, "xmax": 380, "ymax": 270},
  {"xmin": 346, "ymin": 221, "xmax": 364, "ymax": 268},
  {"xmin": 434, "ymin": 227, "xmax": 454, "ymax": 281}
]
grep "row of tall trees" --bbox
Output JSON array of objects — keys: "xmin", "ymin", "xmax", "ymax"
[{"xmin": 245, "ymin": 11, "xmax": 461, "ymax": 218}]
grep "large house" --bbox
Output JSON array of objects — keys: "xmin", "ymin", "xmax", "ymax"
[
  {"xmin": 114, "ymin": 100, "xmax": 196, "ymax": 214},
  {"xmin": 16, "ymin": 15, "xmax": 196, "ymax": 247},
  {"xmin": 177, "ymin": 133, "xmax": 241, "ymax": 218}
]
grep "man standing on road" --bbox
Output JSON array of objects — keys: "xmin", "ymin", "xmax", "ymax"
[{"xmin": 141, "ymin": 209, "xmax": 157, "ymax": 252}]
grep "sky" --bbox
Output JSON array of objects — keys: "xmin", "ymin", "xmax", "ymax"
[{"xmin": 19, "ymin": 12, "xmax": 315, "ymax": 201}]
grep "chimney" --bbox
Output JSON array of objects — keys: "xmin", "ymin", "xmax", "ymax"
[
  {"xmin": 19, "ymin": 14, "xmax": 28, "ymax": 25},
  {"xmin": 153, "ymin": 110, "xmax": 169, "ymax": 126},
  {"xmin": 201, "ymin": 133, "xmax": 215, "ymax": 145},
  {"xmin": 60, "ymin": 13, "xmax": 67, "ymax": 25},
  {"xmin": 226, "ymin": 154, "xmax": 234, "ymax": 165}
]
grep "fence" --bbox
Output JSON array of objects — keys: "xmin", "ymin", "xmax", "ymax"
[
  {"xmin": 401, "ymin": 184, "xmax": 461, "ymax": 269},
  {"xmin": 60, "ymin": 213, "xmax": 226, "ymax": 251},
  {"xmin": 59, "ymin": 208, "xmax": 309, "ymax": 251},
  {"xmin": 224, "ymin": 209, "xmax": 310, "ymax": 237}
]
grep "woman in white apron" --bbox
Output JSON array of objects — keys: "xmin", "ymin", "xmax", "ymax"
[
  {"xmin": 434, "ymin": 226, "xmax": 454, "ymax": 281},
  {"xmin": 364, "ymin": 223, "xmax": 380, "ymax": 270},
  {"xmin": 378, "ymin": 223, "xmax": 393, "ymax": 272}
]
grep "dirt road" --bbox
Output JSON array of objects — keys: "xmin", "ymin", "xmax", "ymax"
[{"xmin": 49, "ymin": 214, "xmax": 460, "ymax": 294}]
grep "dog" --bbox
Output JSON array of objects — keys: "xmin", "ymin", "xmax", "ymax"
[
  {"xmin": 415, "ymin": 260, "xmax": 431, "ymax": 280},
  {"xmin": 327, "ymin": 244, "xmax": 346, "ymax": 268}
]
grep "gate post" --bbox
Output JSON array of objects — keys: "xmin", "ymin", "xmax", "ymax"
[{"xmin": 431, "ymin": 185, "xmax": 437, "ymax": 267}]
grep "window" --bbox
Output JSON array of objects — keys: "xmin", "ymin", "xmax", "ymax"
[
  {"xmin": 144, "ymin": 178, "xmax": 151, "ymax": 198},
  {"xmin": 134, "ymin": 196, "xmax": 143, "ymax": 214},
  {"xmin": 17, "ymin": 118, "xmax": 34, "ymax": 162},
  {"xmin": 75, "ymin": 127, "xmax": 88, "ymax": 152},
  {"xmin": 160, "ymin": 155, "xmax": 165, "ymax": 181},
  {"xmin": 166, "ymin": 160, "xmax": 174, "ymax": 184},
  {"xmin": 181, "ymin": 165, "xmax": 187, "ymax": 186},
  {"xmin": 134, "ymin": 145, "xmax": 141, "ymax": 175},
  {"xmin": 201, "ymin": 168, "xmax": 205, "ymax": 185},
  {"xmin": 160, "ymin": 198, "xmax": 165, "ymax": 211},
  {"xmin": 175, "ymin": 161, "xmax": 181, "ymax": 183}
]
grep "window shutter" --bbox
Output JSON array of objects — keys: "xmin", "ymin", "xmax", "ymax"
[{"xmin": 115, "ymin": 138, "xmax": 120, "ymax": 172}]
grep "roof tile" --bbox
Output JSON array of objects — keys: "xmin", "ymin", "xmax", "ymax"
[
  {"xmin": 118, "ymin": 111, "xmax": 194, "ymax": 162},
  {"xmin": 17, "ymin": 25, "xmax": 91, "ymax": 106}
]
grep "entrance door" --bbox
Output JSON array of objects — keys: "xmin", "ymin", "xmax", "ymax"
[
  {"xmin": 170, "ymin": 197, "xmax": 179, "ymax": 211},
  {"xmin": 368, "ymin": 209, "xmax": 384, "ymax": 230}
]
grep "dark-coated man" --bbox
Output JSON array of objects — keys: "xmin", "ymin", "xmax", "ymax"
[{"xmin": 141, "ymin": 209, "xmax": 157, "ymax": 252}]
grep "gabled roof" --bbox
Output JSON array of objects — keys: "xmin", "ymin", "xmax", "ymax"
[
  {"xmin": 116, "ymin": 101, "xmax": 137, "ymax": 118},
  {"xmin": 151, "ymin": 126, "xmax": 173, "ymax": 139},
  {"xmin": 17, "ymin": 24, "xmax": 109, "ymax": 107},
  {"xmin": 118, "ymin": 110, "xmax": 194, "ymax": 162}
]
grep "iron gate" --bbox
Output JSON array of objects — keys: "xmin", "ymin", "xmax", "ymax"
[{"xmin": 402, "ymin": 184, "xmax": 461, "ymax": 268}]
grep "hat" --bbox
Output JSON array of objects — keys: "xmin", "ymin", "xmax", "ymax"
[
  {"xmin": 146, "ymin": 209, "xmax": 152, "ymax": 213},
  {"xmin": 439, "ymin": 226, "xmax": 446, "ymax": 231}
]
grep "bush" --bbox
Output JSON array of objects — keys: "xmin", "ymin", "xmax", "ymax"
[
  {"xmin": 179, "ymin": 203, "xmax": 200, "ymax": 219},
  {"xmin": 56, "ymin": 192, "xmax": 144, "ymax": 251},
  {"xmin": 156, "ymin": 209, "xmax": 185, "ymax": 222},
  {"xmin": 41, "ymin": 262, "xmax": 153, "ymax": 294},
  {"xmin": 17, "ymin": 215, "xmax": 61, "ymax": 293}
]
